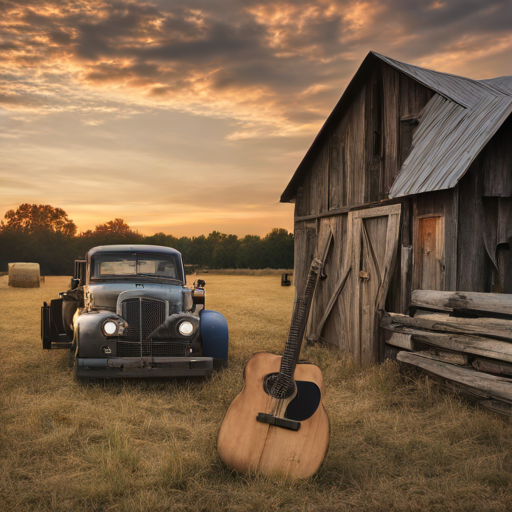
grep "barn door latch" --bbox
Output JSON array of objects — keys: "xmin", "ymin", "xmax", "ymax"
[{"xmin": 359, "ymin": 271, "xmax": 370, "ymax": 281}]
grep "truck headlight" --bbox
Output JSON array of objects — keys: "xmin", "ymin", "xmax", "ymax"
[
  {"xmin": 178, "ymin": 321, "xmax": 194, "ymax": 336},
  {"xmin": 102, "ymin": 320, "xmax": 118, "ymax": 336}
]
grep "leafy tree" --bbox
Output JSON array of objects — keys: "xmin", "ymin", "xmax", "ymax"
[
  {"xmin": 212, "ymin": 234, "xmax": 239, "ymax": 268},
  {"xmin": 87, "ymin": 218, "xmax": 136, "ymax": 237},
  {"xmin": 1, "ymin": 203, "xmax": 77, "ymax": 236},
  {"xmin": 263, "ymin": 228, "xmax": 294, "ymax": 269},
  {"xmin": 0, "ymin": 202, "xmax": 294, "ymax": 274},
  {"xmin": 238, "ymin": 235, "xmax": 264, "ymax": 269}
]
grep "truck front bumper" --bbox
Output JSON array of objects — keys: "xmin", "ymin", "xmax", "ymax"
[{"xmin": 75, "ymin": 356, "xmax": 221, "ymax": 378}]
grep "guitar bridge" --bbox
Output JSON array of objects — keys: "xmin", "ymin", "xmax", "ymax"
[{"xmin": 256, "ymin": 412, "xmax": 301, "ymax": 431}]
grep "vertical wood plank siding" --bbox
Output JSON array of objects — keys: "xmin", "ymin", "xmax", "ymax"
[{"xmin": 295, "ymin": 65, "xmax": 432, "ymax": 219}]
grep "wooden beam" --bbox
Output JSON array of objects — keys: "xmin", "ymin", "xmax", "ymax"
[
  {"xmin": 414, "ymin": 349, "xmax": 469, "ymax": 366},
  {"xmin": 387, "ymin": 311, "xmax": 512, "ymax": 341},
  {"xmin": 473, "ymin": 357, "xmax": 512, "ymax": 377},
  {"xmin": 294, "ymin": 197, "xmax": 404, "ymax": 223},
  {"xmin": 385, "ymin": 331, "xmax": 415, "ymax": 350},
  {"xmin": 397, "ymin": 351, "xmax": 512, "ymax": 404},
  {"xmin": 384, "ymin": 323, "xmax": 512, "ymax": 363},
  {"xmin": 309, "ymin": 266, "xmax": 351, "ymax": 343},
  {"xmin": 411, "ymin": 290, "xmax": 512, "ymax": 316},
  {"xmin": 400, "ymin": 246, "xmax": 412, "ymax": 314}
]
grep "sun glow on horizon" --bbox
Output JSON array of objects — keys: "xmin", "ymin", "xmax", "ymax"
[{"xmin": 1, "ymin": 0, "xmax": 511, "ymax": 237}]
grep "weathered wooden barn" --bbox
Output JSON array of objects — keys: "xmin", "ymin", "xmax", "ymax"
[{"xmin": 281, "ymin": 51, "xmax": 512, "ymax": 366}]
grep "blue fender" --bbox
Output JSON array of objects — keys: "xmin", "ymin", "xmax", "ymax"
[{"xmin": 200, "ymin": 310, "xmax": 229, "ymax": 366}]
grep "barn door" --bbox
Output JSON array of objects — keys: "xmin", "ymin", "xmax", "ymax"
[
  {"xmin": 309, "ymin": 204, "xmax": 401, "ymax": 363},
  {"xmin": 351, "ymin": 204, "xmax": 401, "ymax": 364}
]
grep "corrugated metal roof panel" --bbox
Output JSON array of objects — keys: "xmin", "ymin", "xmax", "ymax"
[
  {"xmin": 389, "ymin": 91, "xmax": 512, "ymax": 197},
  {"xmin": 480, "ymin": 76, "xmax": 512, "ymax": 95},
  {"xmin": 373, "ymin": 53, "xmax": 501, "ymax": 109}
]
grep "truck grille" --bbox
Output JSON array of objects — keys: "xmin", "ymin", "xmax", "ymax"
[
  {"xmin": 118, "ymin": 297, "xmax": 166, "ymax": 357},
  {"xmin": 117, "ymin": 297, "xmax": 191, "ymax": 358}
]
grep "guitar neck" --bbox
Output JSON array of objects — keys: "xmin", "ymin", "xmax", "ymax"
[{"xmin": 278, "ymin": 258, "xmax": 322, "ymax": 386}]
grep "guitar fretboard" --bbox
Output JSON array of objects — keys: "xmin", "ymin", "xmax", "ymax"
[{"xmin": 270, "ymin": 258, "xmax": 322, "ymax": 399}]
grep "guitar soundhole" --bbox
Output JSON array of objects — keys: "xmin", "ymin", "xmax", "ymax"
[
  {"xmin": 264, "ymin": 373, "xmax": 295, "ymax": 399},
  {"xmin": 263, "ymin": 373, "xmax": 321, "ymax": 421}
]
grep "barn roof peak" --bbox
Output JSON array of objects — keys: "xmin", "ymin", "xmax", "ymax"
[{"xmin": 281, "ymin": 51, "xmax": 512, "ymax": 202}]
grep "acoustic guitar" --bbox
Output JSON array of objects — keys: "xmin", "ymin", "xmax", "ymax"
[{"xmin": 217, "ymin": 258, "xmax": 329, "ymax": 479}]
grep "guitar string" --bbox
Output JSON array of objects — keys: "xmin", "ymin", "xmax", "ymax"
[{"xmin": 270, "ymin": 258, "xmax": 322, "ymax": 402}]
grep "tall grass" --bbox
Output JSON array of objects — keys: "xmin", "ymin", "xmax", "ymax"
[{"xmin": 1, "ymin": 275, "xmax": 512, "ymax": 511}]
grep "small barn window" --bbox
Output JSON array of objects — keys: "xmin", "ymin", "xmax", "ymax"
[{"xmin": 400, "ymin": 116, "xmax": 419, "ymax": 166}]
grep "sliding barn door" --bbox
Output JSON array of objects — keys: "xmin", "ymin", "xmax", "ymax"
[{"xmin": 350, "ymin": 204, "xmax": 401, "ymax": 364}]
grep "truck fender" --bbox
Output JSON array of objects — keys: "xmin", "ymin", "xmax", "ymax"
[{"xmin": 200, "ymin": 310, "xmax": 229, "ymax": 366}]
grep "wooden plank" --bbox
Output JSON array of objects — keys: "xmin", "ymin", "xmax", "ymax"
[
  {"xmin": 397, "ymin": 351, "xmax": 512, "ymax": 404},
  {"xmin": 351, "ymin": 203, "xmax": 401, "ymax": 219},
  {"xmin": 400, "ymin": 245, "xmax": 412, "ymax": 314},
  {"xmin": 307, "ymin": 222, "xmax": 334, "ymax": 341},
  {"xmin": 311, "ymin": 266, "xmax": 351, "ymax": 343},
  {"xmin": 415, "ymin": 349, "xmax": 469, "ymax": 365},
  {"xmin": 473, "ymin": 357, "xmax": 512, "ymax": 377},
  {"xmin": 381, "ymin": 63, "xmax": 400, "ymax": 195},
  {"xmin": 388, "ymin": 311, "xmax": 512, "ymax": 340},
  {"xmin": 384, "ymin": 331, "xmax": 415, "ymax": 350},
  {"xmin": 447, "ymin": 185, "xmax": 458, "ymax": 291},
  {"xmin": 456, "ymin": 163, "xmax": 488, "ymax": 291},
  {"xmin": 387, "ymin": 323, "xmax": 512, "ymax": 363},
  {"xmin": 376, "ymin": 210, "xmax": 401, "ymax": 311},
  {"xmin": 349, "ymin": 210, "xmax": 361, "ymax": 362},
  {"xmin": 294, "ymin": 187, "xmax": 304, "ymax": 218},
  {"xmin": 411, "ymin": 290, "xmax": 512, "ymax": 316},
  {"xmin": 360, "ymin": 216, "xmax": 387, "ymax": 364},
  {"xmin": 294, "ymin": 197, "xmax": 404, "ymax": 223}
]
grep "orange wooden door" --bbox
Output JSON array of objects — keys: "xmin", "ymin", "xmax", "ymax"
[{"xmin": 413, "ymin": 215, "xmax": 445, "ymax": 291}]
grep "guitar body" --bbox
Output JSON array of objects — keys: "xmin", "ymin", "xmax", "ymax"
[{"xmin": 217, "ymin": 352, "xmax": 329, "ymax": 479}]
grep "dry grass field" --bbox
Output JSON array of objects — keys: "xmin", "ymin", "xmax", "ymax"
[{"xmin": 1, "ymin": 275, "xmax": 512, "ymax": 511}]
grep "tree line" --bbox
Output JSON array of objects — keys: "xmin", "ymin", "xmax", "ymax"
[{"xmin": 0, "ymin": 204, "xmax": 294, "ymax": 275}]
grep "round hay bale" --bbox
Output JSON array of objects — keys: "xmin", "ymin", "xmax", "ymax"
[{"xmin": 8, "ymin": 262, "xmax": 41, "ymax": 288}]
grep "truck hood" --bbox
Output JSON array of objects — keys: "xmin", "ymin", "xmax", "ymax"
[{"xmin": 87, "ymin": 282, "xmax": 184, "ymax": 312}]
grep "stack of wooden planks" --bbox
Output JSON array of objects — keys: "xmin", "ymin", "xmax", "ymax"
[{"xmin": 382, "ymin": 290, "xmax": 512, "ymax": 417}]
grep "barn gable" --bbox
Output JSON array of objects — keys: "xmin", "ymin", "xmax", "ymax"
[{"xmin": 281, "ymin": 52, "xmax": 512, "ymax": 204}]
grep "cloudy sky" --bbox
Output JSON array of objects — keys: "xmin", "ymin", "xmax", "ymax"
[{"xmin": 1, "ymin": 0, "xmax": 512, "ymax": 236}]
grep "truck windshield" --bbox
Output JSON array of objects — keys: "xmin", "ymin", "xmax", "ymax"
[{"xmin": 91, "ymin": 253, "xmax": 183, "ymax": 282}]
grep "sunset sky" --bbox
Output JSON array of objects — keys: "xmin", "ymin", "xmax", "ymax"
[{"xmin": 1, "ymin": 0, "xmax": 512, "ymax": 237}]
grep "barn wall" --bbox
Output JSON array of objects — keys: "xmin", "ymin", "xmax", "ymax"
[
  {"xmin": 295, "ymin": 63, "xmax": 434, "ymax": 219},
  {"xmin": 482, "ymin": 114, "xmax": 512, "ymax": 197},
  {"xmin": 457, "ymin": 132, "xmax": 512, "ymax": 293}
]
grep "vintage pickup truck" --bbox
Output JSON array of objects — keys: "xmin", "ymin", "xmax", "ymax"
[{"xmin": 41, "ymin": 245, "xmax": 228, "ymax": 379}]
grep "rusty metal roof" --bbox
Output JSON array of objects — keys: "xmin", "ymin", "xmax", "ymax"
[{"xmin": 280, "ymin": 52, "xmax": 512, "ymax": 202}]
